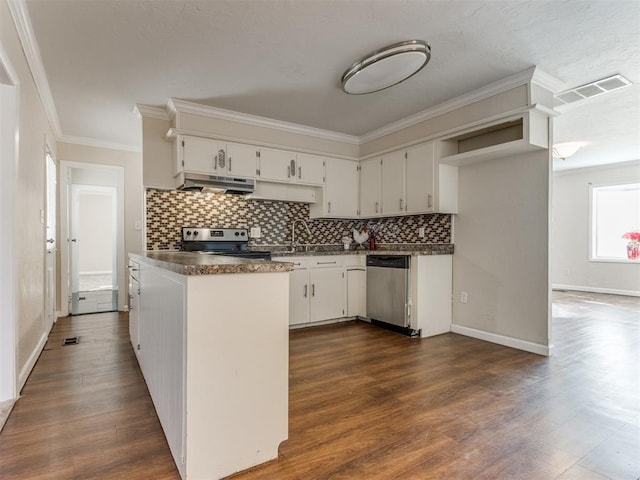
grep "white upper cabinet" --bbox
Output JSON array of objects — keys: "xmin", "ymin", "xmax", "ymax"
[
  {"xmin": 180, "ymin": 136, "xmax": 226, "ymax": 175},
  {"xmin": 258, "ymin": 147, "xmax": 296, "ymax": 182},
  {"xmin": 178, "ymin": 136, "xmax": 257, "ymax": 178},
  {"xmin": 310, "ymin": 158, "xmax": 358, "ymax": 218},
  {"xmin": 359, "ymin": 158, "xmax": 381, "ymax": 217},
  {"xmin": 405, "ymin": 142, "xmax": 435, "ymax": 214},
  {"xmin": 226, "ymin": 142, "xmax": 259, "ymax": 178},
  {"xmin": 380, "ymin": 150, "xmax": 405, "ymax": 216},
  {"xmin": 295, "ymin": 153, "xmax": 325, "ymax": 186}
]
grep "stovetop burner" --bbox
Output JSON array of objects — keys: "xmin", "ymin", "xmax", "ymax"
[{"xmin": 180, "ymin": 227, "xmax": 271, "ymax": 260}]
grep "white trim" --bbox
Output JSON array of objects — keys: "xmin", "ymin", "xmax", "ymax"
[
  {"xmin": 79, "ymin": 270, "xmax": 113, "ymax": 276},
  {"xmin": 530, "ymin": 67, "xmax": 566, "ymax": 93},
  {"xmin": 451, "ymin": 324, "xmax": 551, "ymax": 356},
  {"xmin": 167, "ymin": 98, "xmax": 361, "ymax": 145},
  {"xmin": 59, "ymin": 134, "xmax": 141, "ymax": 153},
  {"xmin": 360, "ymin": 67, "xmax": 557, "ymax": 144},
  {"xmin": 18, "ymin": 329, "xmax": 49, "ymax": 393},
  {"xmin": 552, "ymin": 284, "xmax": 640, "ymax": 297},
  {"xmin": 6, "ymin": 0, "xmax": 62, "ymax": 139},
  {"xmin": 134, "ymin": 104, "xmax": 171, "ymax": 121}
]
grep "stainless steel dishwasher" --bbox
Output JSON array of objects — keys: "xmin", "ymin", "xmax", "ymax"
[{"xmin": 366, "ymin": 255, "xmax": 419, "ymax": 336}]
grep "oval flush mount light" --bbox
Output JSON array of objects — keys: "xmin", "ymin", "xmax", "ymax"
[{"xmin": 341, "ymin": 40, "xmax": 431, "ymax": 95}]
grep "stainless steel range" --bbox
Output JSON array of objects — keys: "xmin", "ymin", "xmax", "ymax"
[{"xmin": 181, "ymin": 227, "xmax": 272, "ymax": 260}]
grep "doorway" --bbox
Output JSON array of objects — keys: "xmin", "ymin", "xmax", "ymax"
[{"xmin": 60, "ymin": 162, "xmax": 124, "ymax": 317}]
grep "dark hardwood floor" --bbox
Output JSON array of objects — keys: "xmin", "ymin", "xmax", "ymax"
[{"xmin": 1, "ymin": 291, "xmax": 638, "ymax": 479}]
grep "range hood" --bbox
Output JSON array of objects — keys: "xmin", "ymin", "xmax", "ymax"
[{"xmin": 176, "ymin": 172, "xmax": 255, "ymax": 194}]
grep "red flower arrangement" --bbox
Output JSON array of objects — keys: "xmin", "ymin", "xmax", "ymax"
[{"xmin": 622, "ymin": 231, "xmax": 640, "ymax": 260}]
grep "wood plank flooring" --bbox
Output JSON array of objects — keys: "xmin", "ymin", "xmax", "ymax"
[{"xmin": 1, "ymin": 291, "xmax": 638, "ymax": 479}]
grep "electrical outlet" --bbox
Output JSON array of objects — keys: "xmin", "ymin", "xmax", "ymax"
[
  {"xmin": 562, "ymin": 268, "xmax": 570, "ymax": 277},
  {"xmin": 418, "ymin": 227, "xmax": 425, "ymax": 238},
  {"xmin": 250, "ymin": 227, "xmax": 261, "ymax": 238},
  {"xmin": 134, "ymin": 220, "xmax": 142, "ymax": 231},
  {"xmin": 460, "ymin": 291, "xmax": 468, "ymax": 303}
]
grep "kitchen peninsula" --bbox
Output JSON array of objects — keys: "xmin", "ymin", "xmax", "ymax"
[{"xmin": 128, "ymin": 252, "xmax": 293, "ymax": 480}]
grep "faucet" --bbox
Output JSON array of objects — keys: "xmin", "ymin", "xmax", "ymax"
[{"xmin": 291, "ymin": 219, "xmax": 311, "ymax": 251}]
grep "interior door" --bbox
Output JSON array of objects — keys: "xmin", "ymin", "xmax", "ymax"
[
  {"xmin": 45, "ymin": 150, "xmax": 57, "ymax": 328},
  {"xmin": 69, "ymin": 183, "xmax": 118, "ymax": 315}
]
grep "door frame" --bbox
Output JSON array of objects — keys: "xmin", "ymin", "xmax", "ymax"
[
  {"xmin": 59, "ymin": 161, "xmax": 125, "ymax": 316},
  {"xmin": 45, "ymin": 146, "xmax": 57, "ymax": 330},
  {"xmin": 0, "ymin": 44, "xmax": 19, "ymax": 401}
]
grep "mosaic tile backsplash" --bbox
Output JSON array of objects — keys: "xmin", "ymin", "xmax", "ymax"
[{"xmin": 146, "ymin": 189, "xmax": 452, "ymax": 250}]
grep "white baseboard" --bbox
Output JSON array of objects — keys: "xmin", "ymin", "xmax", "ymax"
[
  {"xmin": 79, "ymin": 270, "xmax": 113, "ymax": 276},
  {"xmin": 451, "ymin": 324, "xmax": 551, "ymax": 356},
  {"xmin": 17, "ymin": 329, "xmax": 49, "ymax": 393},
  {"xmin": 552, "ymin": 284, "xmax": 640, "ymax": 297}
]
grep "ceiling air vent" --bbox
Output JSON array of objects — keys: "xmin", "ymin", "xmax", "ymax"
[{"xmin": 555, "ymin": 74, "xmax": 632, "ymax": 105}]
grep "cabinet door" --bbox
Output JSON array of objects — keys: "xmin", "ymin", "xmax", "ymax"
[
  {"xmin": 129, "ymin": 276, "xmax": 140, "ymax": 357},
  {"xmin": 259, "ymin": 148, "xmax": 296, "ymax": 182},
  {"xmin": 310, "ymin": 268, "xmax": 346, "ymax": 322},
  {"xmin": 226, "ymin": 143, "xmax": 258, "ymax": 178},
  {"xmin": 359, "ymin": 158, "xmax": 381, "ymax": 217},
  {"xmin": 347, "ymin": 269, "xmax": 366, "ymax": 317},
  {"xmin": 295, "ymin": 153, "xmax": 325, "ymax": 185},
  {"xmin": 405, "ymin": 142, "xmax": 435, "ymax": 214},
  {"xmin": 380, "ymin": 150, "xmax": 405, "ymax": 215},
  {"xmin": 324, "ymin": 158, "xmax": 359, "ymax": 217},
  {"xmin": 182, "ymin": 136, "xmax": 226, "ymax": 174},
  {"xmin": 289, "ymin": 269, "xmax": 310, "ymax": 325}
]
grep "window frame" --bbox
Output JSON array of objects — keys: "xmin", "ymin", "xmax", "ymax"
[{"xmin": 589, "ymin": 181, "xmax": 640, "ymax": 263}]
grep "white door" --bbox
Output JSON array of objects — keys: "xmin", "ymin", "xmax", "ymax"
[
  {"xmin": 310, "ymin": 268, "xmax": 346, "ymax": 322},
  {"xmin": 324, "ymin": 158, "xmax": 359, "ymax": 217},
  {"xmin": 405, "ymin": 142, "xmax": 435, "ymax": 214},
  {"xmin": 258, "ymin": 147, "xmax": 295, "ymax": 183},
  {"xmin": 70, "ymin": 184, "xmax": 118, "ymax": 315},
  {"xmin": 182, "ymin": 136, "xmax": 226, "ymax": 174},
  {"xmin": 45, "ymin": 150, "xmax": 57, "ymax": 328},
  {"xmin": 295, "ymin": 153, "xmax": 325, "ymax": 185},
  {"xmin": 289, "ymin": 269, "xmax": 310, "ymax": 325},
  {"xmin": 380, "ymin": 151, "xmax": 405, "ymax": 215},
  {"xmin": 359, "ymin": 158, "xmax": 381, "ymax": 217},
  {"xmin": 226, "ymin": 143, "xmax": 258, "ymax": 178}
]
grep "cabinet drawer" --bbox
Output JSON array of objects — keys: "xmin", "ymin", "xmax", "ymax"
[
  {"xmin": 310, "ymin": 257, "xmax": 344, "ymax": 268},
  {"xmin": 273, "ymin": 257, "xmax": 308, "ymax": 269}
]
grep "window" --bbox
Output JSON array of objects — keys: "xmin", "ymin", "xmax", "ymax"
[{"xmin": 591, "ymin": 182, "xmax": 640, "ymax": 261}]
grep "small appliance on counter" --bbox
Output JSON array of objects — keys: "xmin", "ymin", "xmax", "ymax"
[{"xmin": 180, "ymin": 227, "xmax": 272, "ymax": 259}]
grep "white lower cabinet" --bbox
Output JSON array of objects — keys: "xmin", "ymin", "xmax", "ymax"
[
  {"xmin": 347, "ymin": 268, "xmax": 366, "ymax": 317},
  {"xmin": 289, "ymin": 266, "xmax": 310, "ymax": 325},
  {"xmin": 409, "ymin": 254, "xmax": 453, "ymax": 337},
  {"xmin": 309, "ymin": 267, "xmax": 346, "ymax": 322},
  {"xmin": 275, "ymin": 256, "xmax": 348, "ymax": 325},
  {"xmin": 138, "ymin": 263, "xmax": 186, "ymax": 475}
]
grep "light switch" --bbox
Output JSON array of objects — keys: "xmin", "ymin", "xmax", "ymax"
[{"xmin": 250, "ymin": 227, "xmax": 261, "ymax": 238}]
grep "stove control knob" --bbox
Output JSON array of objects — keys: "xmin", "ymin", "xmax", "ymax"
[
  {"xmin": 185, "ymin": 230, "xmax": 192, "ymax": 236},
  {"xmin": 240, "ymin": 231, "xmax": 246, "ymax": 236},
  {"xmin": 193, "ymin": 231, "xmax": 199, "ymax": 237},
  {"xmin": 235, "ymin": 231, "xmax": 240, "ymax": 237}
]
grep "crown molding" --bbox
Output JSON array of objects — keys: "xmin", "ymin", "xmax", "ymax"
[
  {"xmin": 7, "ymin": 0, "xmax": 62, "ymax": 139},
  {"xmin": 359, "ymin": 67, "xmax": 544, "ymax": 144},
  {"xmin": 167, "ymin": 98, "xmax": 361, "ymax": 145},
  {"xmin": 134, "ymin": 104, "xmax": 171, "ymax": 120},
  {"xmin": 59, "ymin": 134, "xmax": 141, "ymax": 153},
  {"xmin": 530, "ymin": 67, "xmax": 566, "ymax": 93}
]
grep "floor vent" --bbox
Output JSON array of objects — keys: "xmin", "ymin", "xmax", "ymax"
[{"xmin": 61, "ymin": 337, "xmax": 80, "ymax": 346}]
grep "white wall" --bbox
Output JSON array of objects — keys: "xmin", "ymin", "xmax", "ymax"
[
  {"xmin": 552, "ymin": 160, "xmax": 640, "ymax": 296},
  {"xmin": 452, "ymin": 150, "xmax": 551, "ymax": 354},
  {"xmin": 2, "ymin": 0, "xmax": 57, "ymax": 389}
]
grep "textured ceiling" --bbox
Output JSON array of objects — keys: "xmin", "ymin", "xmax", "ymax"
[{"xmin": 23, "ymin": 0, "xmax": 640, "ymax": 169}]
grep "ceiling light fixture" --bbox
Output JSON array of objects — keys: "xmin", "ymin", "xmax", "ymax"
[
  {"xmin": 552, "ymin": 143, "xmax": 584, "ymax": 160},
  {"xmin": 341, "ymin": 40, "xmax": 431, "ymax": 95}
]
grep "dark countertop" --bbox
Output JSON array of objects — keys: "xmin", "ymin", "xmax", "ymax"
[
  {"xmin": 129, "ymin": 251, "xmax": 294, "ymax": 276},
  {"xmin": 268, "ymin": 244, "xmax": 454, "ymax": 257}
]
